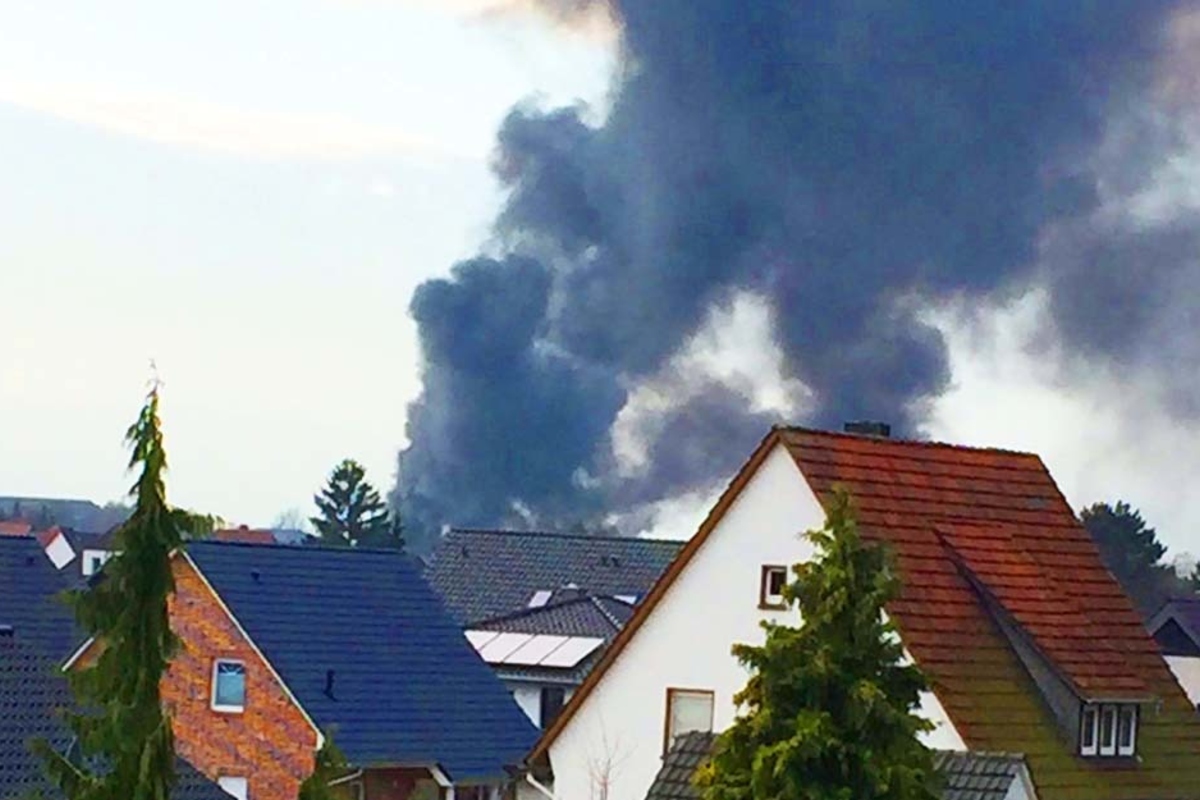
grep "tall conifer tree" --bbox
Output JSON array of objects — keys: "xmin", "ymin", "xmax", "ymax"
[
  {"xmin": 37, "ymin": 388, "xmax": 186, "ymax": 799},
  {"xmin": 698, "ymin": 491, "xmax": 939, "ymax": 800}
]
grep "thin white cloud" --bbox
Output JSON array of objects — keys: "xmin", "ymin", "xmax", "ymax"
[
  {"xmin": 341, "ymin": 0, "xmax": 618, "ymax": 42},
  {"xmin": 0, "ymin": 78, "xmax": 473, "ymax": 162}
]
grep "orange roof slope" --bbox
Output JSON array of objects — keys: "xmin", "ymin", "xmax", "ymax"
[
  {"xmin": 781, "ymin": 427, "xmax": 1200, "ymax": 797},
  {"xmin": 0, "ymin": 521, "xmax": 33, "ymax": 537},
  {"xmin": 213, "ymin": 527, "xmax": 276, "ymax": 545},
  {"xmin": 934, "ymin": 521, "xmax": 1147, "ymax": 700}
]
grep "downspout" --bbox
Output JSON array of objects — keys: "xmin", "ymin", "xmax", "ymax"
[
  {"xmin": 328, "ymin": 769, "xmax": 364, "ymax": 787},
  {"xmin": 524, "ymin": 772, "xmax": 557, "ymax": 800}
]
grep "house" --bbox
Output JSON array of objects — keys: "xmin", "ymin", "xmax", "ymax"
[
  {"xmin": 0, "ymin": 535, "xmax": 226, "ymax": 800},
  {"xmin": 641, "ymin": 733, "xmax": 1038, "ymax": 800},
  {"xmin": 1148, "ymin": 597, "xmax": 1200, "ymax": 707},
  {"xmin": 519, "ymin": 426, "xmax": 1200, "ymax": 800},
  {"xmin": 425, "ymin": 529, "xmax": 684, "ymax": 729},
  {"xmin": 68, "ymin": 540, "xmax": 540, "ymax": 800},
  {"xmin": 212, "ymin": 526, "xmax": 278, "ymax": 545}
]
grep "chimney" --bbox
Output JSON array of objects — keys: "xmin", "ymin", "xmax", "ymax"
[{"xmin": 843, "ymin": 420, "xmax": 891, "ymax": 438}]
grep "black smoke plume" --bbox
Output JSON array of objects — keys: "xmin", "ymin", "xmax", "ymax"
[{"xmin": 394, "ymin": 0, "xmax": 1200, "ymax": 552}]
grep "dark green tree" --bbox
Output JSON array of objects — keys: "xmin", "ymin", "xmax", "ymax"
[
  {"xmin": 698, "ymin": 491, "xmax": 939, "ymax": 800},
  {"xmin": 297, "ymin": 736, "xmax": 350, "ymax": 800},
  {"xmin": 310, "ymin": 459, "xmax": 394, "ymax": 548},
  {"xmin": 35, "ymin": 388, "xmax": 188, "ymax": 799},
  {"xmin": 1080, "ymin": 501, "xmax": 1183, "ymax": 616}
]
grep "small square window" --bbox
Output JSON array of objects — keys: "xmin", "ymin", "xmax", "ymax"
[
  {"xmin": 664, "ymin": 688, "xmax": 714, "ymax": 754},
  {"xmin": 212, "ymin": 660, "xmax": 246, "ymax": 712},
  {"xmin": 759, "ymin": 566, "xmax": 788, "ymax": 609}
]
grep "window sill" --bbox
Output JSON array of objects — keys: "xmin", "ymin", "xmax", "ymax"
[
  {"xmin": 211, "ymin": 704, "xmax": 245, "ymax": 714},
  {"xmin": 758, "ymin": 601, "xmax": 787, "ymax": 611}
]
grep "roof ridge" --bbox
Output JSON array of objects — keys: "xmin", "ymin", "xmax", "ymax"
[
  {"xmin": 447, "ymin": 528, "xmax": 687, "ymax": 545},
  {"xmin": 587, "ymin": 595, "xmax": 626, "ymax": 631},
  {"xmin": 186, "ymin": 539, "xmax": 406, "ymax": 555},
  {"xmin": 779, "ymin": 424, "xmax": 1040, "ymax": 458}
]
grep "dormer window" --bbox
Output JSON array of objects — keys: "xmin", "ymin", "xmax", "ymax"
[
  {"xmin": 1080, "ymin": 703, "xmax": 1136, "ymax": 758},
  {"xmin": 759, "ymin": 566, "xmax": 788, "ymax": 610}
]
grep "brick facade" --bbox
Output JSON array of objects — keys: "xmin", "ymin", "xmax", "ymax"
[{"xmin": 165, "ymin": 556, "xmax": 319, "ymax": 800}]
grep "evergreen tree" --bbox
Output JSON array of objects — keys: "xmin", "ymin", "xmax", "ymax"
[
  {"xmin": 35, "ymin": 388, "xmax": 188, "ymax": 799},
  {"xmin": 1080, "ymin": 500, "xmax": 1183, "ymax": 615},
  {"xmin": 297, "ymin": 736, "xmax": 349, "ymax": 800},
  {"xmin": 309, "ymin": 459, "xmax": 393, "ymax": 548},
  {"xmin": 698, "ymin": 491, "xmax": 939, "ymax": 800}
]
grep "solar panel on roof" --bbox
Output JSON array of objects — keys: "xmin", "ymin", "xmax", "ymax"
[
  {"xmin": 477, "ymin": 632, "xmax": 535, "ymax": 663},
  {"xmin": 502, "ymin": 634, "xmax": 570, "ymax": 666},
  {"xmin": 539, "ymin": 636, "xmax": 604, "ymax": 668},
  {"xmin": 464, "ymin": 630, "xmax": 500, "ymax": 649}
]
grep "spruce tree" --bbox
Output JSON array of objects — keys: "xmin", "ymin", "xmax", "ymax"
[
  {"xmin": 309, "ymin": 459, "xmax": 394, "ymax": 548},
  {"xmin": 698, "ymin": 491, "xmax": 939, "ymax": 800},
  {"xmin": 36, "ymin": 388, "xmax": 188, "ymax": 799}
]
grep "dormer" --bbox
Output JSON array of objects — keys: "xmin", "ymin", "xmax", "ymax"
[{"xmin": 936, "ymin": 522, "xmax": 1152, "ymax": 760}]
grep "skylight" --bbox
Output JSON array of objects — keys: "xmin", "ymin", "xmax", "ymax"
[{"xmin": 528, "ymin": 590, "xmax": 552, "ymax": 608}]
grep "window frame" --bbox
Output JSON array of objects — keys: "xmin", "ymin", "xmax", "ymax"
[
  {"xmin": 211, "ymin": 658, "xmax": 247, "ymax": 713},
  {"xmin": 217, "ymin": 775, "xmax": 248, "ymax": 800},
  {"xmin": 758, "ymin": 565, "xmax": 789, "ymax": 610},
  {"xmin": 1080, "ymin": 702, "xmax": 1138, "ymax": 759},
  {"xmin": 662, "ymin": 687, "xmax": 715, "ymax": 755}
]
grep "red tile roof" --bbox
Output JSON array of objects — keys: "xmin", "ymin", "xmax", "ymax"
[
  {"xmin": 0, "ymin": 521, "xmax": 32, "ymax": 537},
  {"xmin": 213, "ymin": 527, "xmax": 276, "ymax": 545},
  {"xmin": 531, "ymin": 426, "xmax": 1200, "ymax": 799}
]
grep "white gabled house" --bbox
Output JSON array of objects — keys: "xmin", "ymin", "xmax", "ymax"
[{"xmin": 517, "ymin": 425, "xmax": 1200, "ymax": 800}]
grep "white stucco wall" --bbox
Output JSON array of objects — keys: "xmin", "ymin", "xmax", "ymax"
[
  {"xmin": 513, "ymin": 684, "xmax": 542, "ymax": 726},
  {"xmin": 1165, "ymin": 655, "xmax": 1200, "ymax": 706},
  {"xmin": 544, "ymin": 443, "xmax": 964, "ymax": 800}
]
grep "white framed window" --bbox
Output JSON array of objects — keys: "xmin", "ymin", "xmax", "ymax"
[
  {"xmin": 211, "ymin": 659, "xmax": 246, "ymax": 712},
  {"xmin": 1117, "ymin": 705, "xmax": 1137, "ymax": 756},
  {"xmin": 759, "ymin": 565, "xmax": 788, "ymax": 609},
  {"xmin": 664, "ymin": 688, "xmax": 714, "ymax": 754},
  {"xmin": 1080, "ymin": 703, "xmax": 1137, "ymax": 758},
  {"xmin": 82, "ymin": 549, "xmax": 113, "ymax": 577},
  {"xmin": 1080, "ymin": 705, "xmax": 1098, "ymax": 756},
  {"xmin": 217, "ymin": 776, "xmax": 248, "ymax": 800}
]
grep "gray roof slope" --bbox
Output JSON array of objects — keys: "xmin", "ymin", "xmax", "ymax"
[
  {"xmin": 477, "ymin": 593, "xmax": 635, "ymax": 638},
  {"xmin": 932, "ymin": 751, "xmax": 1025, "ymax": 800},
  {"xmin": 0, "ymin": 540, "xmax": 224, "ymax": 800},
  {"xmin": 643, "ymin": 734, "xmax": 1025, "ymax": 800},
  {"xmin": 0, "ymin": 537, "xmax": 78, "ymax": 658},
  {"xmin": 186, "ymin": 540, "xmax": 539, "ymax": 780},
  {"xmin": 425, "ymin": 529, "xmax": 684, "ymax": 625}
]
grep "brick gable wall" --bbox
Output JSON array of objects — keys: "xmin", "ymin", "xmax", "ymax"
[{"xmin": 166, "ymin": 556, "xmax": 318, "ymax": 800}]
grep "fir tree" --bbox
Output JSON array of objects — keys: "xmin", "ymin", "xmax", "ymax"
[
  {"xmin": 36, "ymin": 388, "xmax": 189, "ymax": 799},
  {"xmin": 1080, "ymin": 500, "xmax": 1183, "ymax": 615},
  {"xmin": 698, "ymin": 491, "xmax": 939, "ymax": 800},
  {"xmin": 310, "ymin": 459, "xmax": 393, "ymax": 548}
]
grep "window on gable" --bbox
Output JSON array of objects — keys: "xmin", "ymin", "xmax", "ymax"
[
  {"xmin": 217, "ymin": 776, "xmax": 248, "ymax": 800},
  {"xmin": 211, "ymin": 659, "xmax": 246, "ymax": 712},
  {"xmin": 81, "ymin": 549, "xmax": 114, "ymax": 577},
  {"xmin": 759, "ymin": 565, "xmax": 788, "ymax": 610},
  {"xmin": 1080, "ymin": 703, "xmax": 1137, "ymax": 758},
  {"xmin": 664, "ymin": 688, "xmax": 714, "ymax": 754}
]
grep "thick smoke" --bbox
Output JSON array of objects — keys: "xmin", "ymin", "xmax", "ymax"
[{"xmin": 395, "ymin": 0, "xmax": 1200, "ymax": 552}]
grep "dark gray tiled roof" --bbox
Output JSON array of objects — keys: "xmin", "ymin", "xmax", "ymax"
[
  {"xmin": 478, "ymin": 594, "xmax": 635, "ymax": 638},
  {"xmin": 0, "ymin": 539, "xmax": 224, "ymax": 800},
  {"xmin": 932, "ymin": 751, "xmax": 1025, "ymax": 800},
  {"xmin": 187, "ymin": 540, "xmax": 538, "ymax": 780},
  {"xmin": 643, "ymin": 736, "xmax": 1025, "ymax": 800},
  {"xmin": 644, "ymin": 731, "xmax": 716, "ymax": 800},
  {"xmin": 425, "ymin": 529, "xmax": 684, "ymax": 625}
]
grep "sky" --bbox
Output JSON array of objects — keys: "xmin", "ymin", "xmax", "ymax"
[{"xmin": 3, "ymin": 1, "xmax": 1200, "ymax": 561}]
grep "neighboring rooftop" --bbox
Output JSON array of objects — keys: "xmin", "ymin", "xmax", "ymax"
[
  {"xmin": 932, "ymin": 751, "xmax": 1029, "ymax": 800},
  {"xmin": 185, "ymin": 540, "xmax": 539, "ymax": 780},
  {"xmin": 476, "ymin": 590, "xmax": 635, "ymax": 639},
  {"xmin": 212, "ymin": 526, "xmax": 278, "ymax": 545},
  {"xmin": 0, "ymin": 536, "xmax": 77, "ymax": 658},
  {"xmin": 425, "ymin": 529, "xmax": 684, "ymax": 626},
  {"xmin": 642, "ymin": 732, "xmax": 1027, "ymax": 800},
  {"xmin": 1148, "ymin": 596, "xmax": 1200, "ymax": 657},
  {"xmin": 0, "ymin": 637, "xmax": 230, "ymax": 799},
  {"xmin": 0, "ymin": 497, "xmax": 128, "ymax": 535}
]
